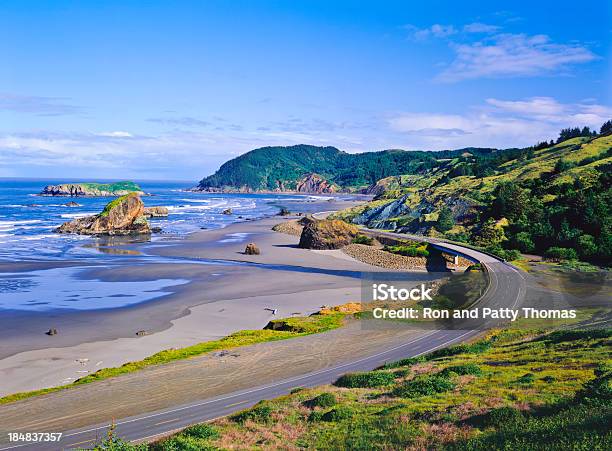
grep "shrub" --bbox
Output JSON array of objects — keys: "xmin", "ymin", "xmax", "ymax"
[
  {"xmin": 181, "ymin": 423, "xmax": 219, "ymax": 440},
  {"xmin": 334, "ymin": 371, "xmax": 396, "ymax": 388},
  {"xmin": 544, "ymin": 246, "xmax": 578, "ymax": 261},
  {"xmin": 381, "ymin": 356, "xmax": 427, "ymax": 369},
  {"xmin": 440, "ymin": 363, "xmax": 483, "ymax": 377},
  {"xmin": 542, "ymin": 375, "xmax": 556, "ymax": 383},
  {"xmin": 516, "ymin": 373, "xmax": 535, "ymax": 384},
  {"xmin": 321, "ymin": 406, "xmax": 354, "ymax": 422},
  {"xmin": 474, "ymin": 406, "xmax": 525, "ymax": 429},
  {"xmin": 308, "ymin": 410, "xmax": 324, "ymax": 422},
  {"xmin": 304, "ymin": 392, "xmax": 337, "ymax": 408},
  {"xmin": 512, "ymin": 231, "xmax": 535, "ymax": 253},
  {"xmin": 352, "ymin": 234, "xmax": 375, "ymax": 245},
  {"xmin": 393, "ymin": 369, "xmax": 411, "ymax": 378},
  {"xmin": 436, "ymin": 206, "xmax": 455, "ymax": 232},
  {"xmin": 384, "ymin": 244, "xmax": 429, "ymax": 257},
  {"xmin": 428, "ymin": 340, "xmax": 492, "ymax": 359},
  {"xmin": 156, "ymin": 436, "xmax": 214, "ymax": 451},
  {"xmin": 231, "ymin": 403, "xmax": 272, "ymax": 423},
  {"xmin": 577, "ymin": 365, "xmax": 612, "ymax": 401},
  {"xmin": 540, "ymin": 329, "xmax": 611, "ymax": 344},
  {"xmin": 392, "ymin": 374, "xmax": 456, "ymax": 398}
]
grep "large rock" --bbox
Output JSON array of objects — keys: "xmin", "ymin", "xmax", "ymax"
[
  {"xmin": 55, "ymin": 193, "xmax": 151, "ymax": 235},
  {"xmin": 298, "ymin": 218, "xmax": 359, "ymax": 250},
  {"xmin": 143, "ymin": 206, "xmax": 169, "ymax": 217},
  {"xmin": 295, "ymin": 173, "xmax": 337, "ymax": 194}
]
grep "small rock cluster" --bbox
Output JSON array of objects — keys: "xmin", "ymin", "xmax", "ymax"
[
  {"xmin": 272, "ymin": 220, "xmax": 304, "ymax": 236},
  {"xmin": 342, "ymin": 243, "xmax": 428, "ymax": 270},
  {"xmin": 143, "ymin": 206, "xmax": 169, "ymax": 217}
]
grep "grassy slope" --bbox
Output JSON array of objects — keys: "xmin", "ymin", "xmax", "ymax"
[
  {"xmin": 0, "ymin": 313, "xmax": 345, "ymax": 405},
  {"xmin": 151, "ymin": 328, "xmax": 611, "ymax": 450},
  {"xmin": 336, "ymin": 135, "xmax": 611, "ymax": 229}
]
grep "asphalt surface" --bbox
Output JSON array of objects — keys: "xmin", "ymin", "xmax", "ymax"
[{"xmin": 1, "ymin": 229, "xmax": 526, "ymax": 450}]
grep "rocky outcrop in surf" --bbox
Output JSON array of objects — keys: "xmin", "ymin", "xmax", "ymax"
[
  {"xmin": 143, "ymin": 206, "xmax": 169, "ymax": 217},
  {"xmin": 55, "ymin": 193, "xmax": 151, "ymax": 235}
]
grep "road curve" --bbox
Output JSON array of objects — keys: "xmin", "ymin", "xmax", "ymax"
[{"xmin": 1, "ymin": 229, "xmax": 526, "ymax": 451}]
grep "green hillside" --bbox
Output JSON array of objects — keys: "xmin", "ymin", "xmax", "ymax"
[
  {"xmin": 98, "ymin": 328, "xmax": 612, "ymax": 450},
  {"xmin": 196, "ymin": 144, "xmax": 496, "ymax": 191},
  {"xmin": 337, "ymin": 133, "xmax": 611, "ymax": 266}
]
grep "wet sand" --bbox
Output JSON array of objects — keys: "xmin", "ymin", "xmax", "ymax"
[{"xmin": 0, "ymin": 200, "xmax": 438, "ymax": 396}]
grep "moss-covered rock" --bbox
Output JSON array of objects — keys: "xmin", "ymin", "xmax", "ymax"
[
  {"xmin": 298, "ymin": 218, "xmax": 359, "ymax": 249},
  {"xmin": 55, "ymin": 193, "xmax": 151, "ymax": 235}
]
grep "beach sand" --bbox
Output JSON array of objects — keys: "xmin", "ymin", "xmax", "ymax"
[{"xmin": 0, "ymin": 201, "xmax": 436, "ymax": 396}]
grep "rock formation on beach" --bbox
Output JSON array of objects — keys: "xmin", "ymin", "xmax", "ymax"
[
  {"xmin": 143, "ymin": 206, "xmax": 169, "ymax": 217},
  {"xmin": 298, "ymin": 218, "xmax": 358, "ymax": 250},
  {"xmin": 244, "ymin": 242, "xmax": 260, "ymax": 255},
  {"xmin": 55, "ymin": 193, "xmax": 151, "ymax": 235},
  {"xmin": 41, "ymin": 181, "xmax": 145, "ymax": 197}
]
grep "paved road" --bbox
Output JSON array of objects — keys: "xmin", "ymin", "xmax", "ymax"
[{"xmin": 1, "ymin": 229, "xmax": 526, "ymax": 451}]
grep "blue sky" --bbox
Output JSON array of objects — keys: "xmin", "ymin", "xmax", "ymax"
[{"xmin": 1, "ymin": 0, "xmax": 610, "ymax": 180}]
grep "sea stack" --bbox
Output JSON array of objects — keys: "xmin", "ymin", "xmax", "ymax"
[{"xmin": 55, "ymin": 193, "xmax": 151, "ymax": 235}]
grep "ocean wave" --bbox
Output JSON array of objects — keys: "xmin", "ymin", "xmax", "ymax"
[{"xmin": 60, "ymin": 212, "xmax": 97, "ymax": 219}]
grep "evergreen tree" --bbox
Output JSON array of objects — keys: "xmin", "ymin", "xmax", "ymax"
[{"xmin": 436, "ymin": 206, "xmax": 455, "ymax": 232}]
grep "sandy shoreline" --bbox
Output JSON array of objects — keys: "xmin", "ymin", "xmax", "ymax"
[{"xmin": 0, "ymin": 199, "xmax": 436, "ymax": 396}]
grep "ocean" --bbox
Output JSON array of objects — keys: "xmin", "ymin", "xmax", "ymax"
[
  {"xmin": 0, "ymin": 178, "xmax": 350, "ymax": 311},
  {"xmin": 0, "ymin": 178, "xmax": 336, "ymax": 262}
]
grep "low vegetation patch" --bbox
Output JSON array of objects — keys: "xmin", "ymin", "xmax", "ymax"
[
  {"xmin": 303, "ymin": 392, "xmax": 337, "ymax": 409},
  {"xmin": 334, "ymin": 371, "xmax": 396, "ymax": 388},
  {"xmin": 352, "ymin": 234, "xmax": 376, "ymax": 245},
  {"xmin": 439, "ymin": 363, "xmax": 483, "ymax": 377},
  {"xmin": 384, "ymin": 243, "xmax": 430, "ymax": 257},
  {"xmin": 231, "ymin": 403, "xmax": 273, "ymax": 424},
  {"xmin": 392, "ymin": 374, "xmax": 457, "ymax": 398}
]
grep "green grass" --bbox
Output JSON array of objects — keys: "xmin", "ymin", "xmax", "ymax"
[
  {"xmin": 150, "ymin": 326, "xmax": 611, "ymax": 450},
  {"xmin": 0, "ymin": 313, "xmax": 346, "ymax": 406},
  {"xmin": 80, "ymin": 181, "xmax": 142, "ymax": 193},
  {"xmin": 99, "ymin": 193, "xmax": 134, "ymax": 217}
]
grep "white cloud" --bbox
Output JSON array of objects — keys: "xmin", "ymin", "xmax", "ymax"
[
  {"xmin": 437, "ymin": 33, "xmax": 597, "ymax": 82},
  {"xmin": 96, "ymin": 131, "xmax": 133, "ymax": 138},
  {"xmin": 405, "ymin": 24, "xmax": 457, "ymax": 40},
  {"xmin": 389, "ymin": 97, "xmax": 611, "ymax": 149},
  {"xmin": 463, "ymin": 22, "xmax": 500, "ymax": 33}
]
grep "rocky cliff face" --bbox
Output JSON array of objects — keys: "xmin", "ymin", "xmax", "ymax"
[
  {"xmin": 295, "ymin": 173, "xmax": 337, "ymax": 194},
  {"xmin": 41, "ymin": 182, "xmax": 144, "ymax": 197},
  {"xmin": 55, "ymin": 193, "xmax": 151, "ymax": 235},
  {"xmin": 190, "ymin": 173, "xmax": 337, "ymax": 194}
]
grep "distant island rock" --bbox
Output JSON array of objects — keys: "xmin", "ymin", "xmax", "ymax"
[
  {"xmin": 55, "ymin": 193, "xmax": 151, "ymax": 235},
  {"xmin": 41, "ymin": 181, "xmax": 145, "ymax": 197}
]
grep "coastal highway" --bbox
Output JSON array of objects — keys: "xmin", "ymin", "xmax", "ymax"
[
  {"xmin": 1, "ymin": 228, "xmax": 526, "ymax": 451},
  {"xmin": 1, "ymin": 329, "xmax": 481, "ymax": 450}
]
